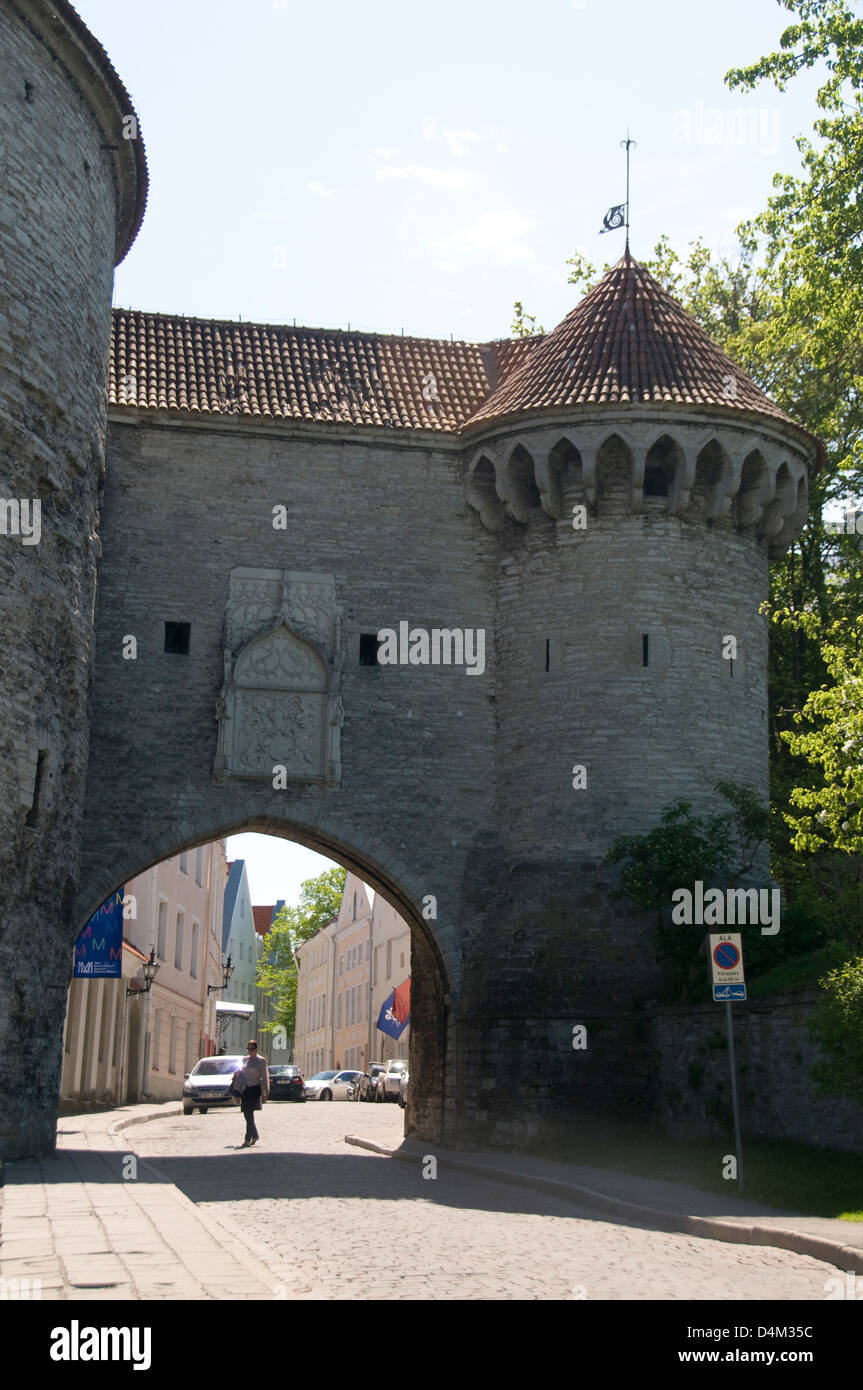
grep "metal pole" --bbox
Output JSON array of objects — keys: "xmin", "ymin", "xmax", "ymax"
[{"xmin": 725, "ymin": 999, "xmax": 744, "ymax": 1190}]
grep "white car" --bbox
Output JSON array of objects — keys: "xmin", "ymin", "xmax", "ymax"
[
  {"xmin": 182, "ymin": 1055, "xmax": 246, "ymax": 1114},
  {"xmin": 304, "ymin": 1069, "xmax": 363, "ymax": 1101},
  {"xmin": 376, "ymin": 1058, "xmax": 408, "ymax": 1101}
]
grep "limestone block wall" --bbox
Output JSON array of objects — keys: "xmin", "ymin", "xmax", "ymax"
[
  {"xmin": 649, "ymin": 991, "xmax": 863, "ymax": 1155},
  {"xmin": 0, "ymin": 0, "xmax": 143, "ymax": 1157}
]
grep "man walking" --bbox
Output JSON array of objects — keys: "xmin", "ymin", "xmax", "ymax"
[{"xmin": 240, "ymin": 1039, "xmax": 269, "ymax": 1148}]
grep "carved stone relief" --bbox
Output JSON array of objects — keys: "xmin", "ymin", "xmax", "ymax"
[{"xmin": 213, "ymin": 569, "xmax": 343, "ymax": 785}]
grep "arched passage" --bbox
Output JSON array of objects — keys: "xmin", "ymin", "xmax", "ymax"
[{"xmin": 70, "ymin": 820, "xmax": 450, "ymax": 1148}]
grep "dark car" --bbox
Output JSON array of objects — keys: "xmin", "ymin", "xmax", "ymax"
[
  {"xmin": 268, "ymin": 1064, "xmax": 306, "ymax": 1101},
  {"xmin": 352, "ymin": 1062, "xmax": 385, "ymax": 1102}
]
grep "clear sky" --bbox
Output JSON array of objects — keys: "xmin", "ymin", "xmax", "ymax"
[
  {"xmin": 76, "ymin": 0, "xmax": 825, "ymax": 342},
  {"xmin": 75, "ymin": 0, "xmax": 829, "ymax": 907}
]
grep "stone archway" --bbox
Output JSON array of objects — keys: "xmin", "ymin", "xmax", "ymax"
[{"xmin": 74, "ymin": 820, "xmax": 449, "ymax": 1150}]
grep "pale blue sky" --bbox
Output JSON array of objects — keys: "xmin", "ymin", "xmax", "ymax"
[
  {"xmin": 77, "ymin": 0, "xmax": 826, "ymax": 341},
  {"xmin": 78, "ymin": 0, "xmax": 831, "ymax": 906}
]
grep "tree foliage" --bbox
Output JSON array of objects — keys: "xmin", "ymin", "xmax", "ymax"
[
  {"xmin": 255, "ymin": 866, "xmax": 346, "ymax": 1040},
  {"xmin": 808, "ymin": 955, "xmax": 863, "ymax": 1104}
]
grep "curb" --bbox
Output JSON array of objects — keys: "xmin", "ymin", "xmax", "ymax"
[
  {"xmin": 108, "ymin": 1105, "xmax": 183, "ymax": 1137},
  {"xmin": 344, "ymin": 1135, "xmax": 863, "ymax": 1275}
]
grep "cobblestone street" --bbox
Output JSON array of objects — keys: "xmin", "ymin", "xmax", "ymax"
[{"xmin": 129, "ymin": 1100, "xmax": 838, "ymax": 1301}]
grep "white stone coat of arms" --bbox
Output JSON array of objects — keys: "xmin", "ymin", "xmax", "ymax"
[{"xmin": 213, "ymin": 569, "xmax": 344, "ymax": 785}]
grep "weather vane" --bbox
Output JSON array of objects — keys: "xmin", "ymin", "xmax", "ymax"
[{"xmin": 600, "ymin": 131, "xmax": 636, "ymax": 250}]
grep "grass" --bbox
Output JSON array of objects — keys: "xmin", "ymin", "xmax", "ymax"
[
  {"xmin": 746, "ymin": 941, "xmax": 852, "ymax": 998},
  {"xmin": 527, "ymin": 1116, "xmax": 863, "ymax": 1221}
]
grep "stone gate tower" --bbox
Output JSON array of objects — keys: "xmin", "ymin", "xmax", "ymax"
[
  {"xmin": 0, "ymin": 0, "xmax": 146, "ymax": 1155},
  {"xmin": 0, "ymin": 3, "xmax": 820, "ymax": 1160},
  {"xmin": 453, "ymin": 254, "xmax": 820, "ymax": 1137}
]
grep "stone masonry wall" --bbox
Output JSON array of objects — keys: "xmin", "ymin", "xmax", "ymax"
[
  {"xmin": 0, "ymin": 0, "xmax": 121, "ymax": 1157},
  {"xmin": 649, "ymin": 990, "xmax": 863, "ymax": 1155}
]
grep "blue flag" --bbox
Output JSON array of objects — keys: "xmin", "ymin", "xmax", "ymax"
[
  {"xmin": 74, "ymin": 888, "xmax": 125, "ymax": 978},
  {"xmin": 376, "ymin": 989, "xmax": 409, "ymax": 1040}
]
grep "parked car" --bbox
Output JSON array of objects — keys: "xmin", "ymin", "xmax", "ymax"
[
  {"xmin": 398, "ymin": 1069, "xmax": 409, "ymax": 1109},
  {"xmin": 182, "ymin": 1055, "xmax": 246, "ymax": 1114},
  {"xmin": 376, "ymin": 1058, "xmax": 408, "ymax": 1102},
  {"xmin": 268, "ymin": 1065, "xmax": 306, "ymax": 1101},
  {"xmin": 304, "ymin": 1069, "xmax": 364, "ymax": 1101},
  {"xmin": 350, "ymin": 1063, "xmax": 385, "ymax": 1102}
]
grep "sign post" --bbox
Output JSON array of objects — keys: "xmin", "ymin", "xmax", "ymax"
[{"xmin": 709, "ymin": 932, "xmax": 745, "ymax": 1191}]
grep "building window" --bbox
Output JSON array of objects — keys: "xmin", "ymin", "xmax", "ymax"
[
  {"xmin": 366, "ymin": 939, "xmax": 371, "ymax": 960},
  {"xmin": 359, "ymin": 633, "xmax": 380, "ymax": 666},
  {"xmin": 353, "ymin": 891, "xmax": 357, "ymax": 920},
  {"xmin": 195, "ymin": 847, "xmax": 204, "ymax": 886},
  {"xmin": 180, "ymin": 852, "xmax": 189, "ymax": 874},
  {"xmin": 169, "ymin": 1016, "xmax": 178, "ymax": 1073},
  {"xmin": 190, "ymin": 921, "xmax": 200, "ymax": 978},
  {"xmin": 175, "ymin": 912, "xmax": 185, "ymax": 970},
  {"xmin": 339, "ymin": 955, "xmax": 343, "ymax": 975},
  {"xmin": 386, "ymin": 939, "xmax": 392, "ymax": 981},
  {"xmin": 400, "ymin": 952, "xmax": 405, "ymax": 970},
  {"xmin": 153, "ymin": 1010, "xmax": 162, "ymax": 1069},
  {"xmin": 337, "ymin": 994, "xmax": 342, "ymax": 1028},
  {"xmin": 157, "ymin": 900, "xmax": 168, "ymax": 960}
]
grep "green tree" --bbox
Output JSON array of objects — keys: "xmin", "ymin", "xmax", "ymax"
[
  {"xmin": 509, "ymin": 301, "xmax": 544, "ymax": 337},
  {"xmin": 808, "ymin": 955, "xmax": 863, "ymax": 1104},
  {"xmin": 604, "ymin": 783, "xmax": 775, "ymax": 1000},
  {"xmin": 255, "ymin": 866, "xmax": 346, "ymax": 1043}
]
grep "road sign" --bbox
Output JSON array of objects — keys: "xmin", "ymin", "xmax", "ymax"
[
  {"xmin": 713, "ymin": 982, "xmax": 747, "ymax": 1001},
  {"xmin": 709, "ymin": 932, "xmax": 744, "ymax": 987}
]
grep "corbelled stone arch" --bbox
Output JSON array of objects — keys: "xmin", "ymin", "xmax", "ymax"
[
  {"xmin": 541, "ymin": 436, "xmax": 583, "ymax": 521},
  {"xmin": 736, "ymin": 448, "xmax": 771, "ymax": 529},
  {"xmin": 74, "ymin": 812, "xmax": 451, "ymax": 1146},
  {"xmin": 759, "ymin": 459, "xmax": 797, "ymax": 542},
  {"xmin": 690, "ymin": 437, "xmax": 734, "ymax": 523},
  {"xmin": 594, "ymin": 431, "xmax": 635, "ymax": 513},
  {"xmin": 500, "ymin": 439, "xmax": 542, "ymax": 524},
  {"xmin": 639, "ymin": 432, "xmax": 687, "ymax": 513},
  {"xmin": 464, "ymin": 449, "xmax": 505, "ymax": 533},
  {"xmin": 766, "ymin": 462, "xmax": 809, "ymax": 556}
]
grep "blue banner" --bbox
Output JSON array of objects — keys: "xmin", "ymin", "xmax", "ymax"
[
  {"xmin": 74, "ymin": 888, "xmax": 125, "ymax": 978},
  {"xmin": 376, "ymin": 989, "xmax": 409, "ymax": 1040}
]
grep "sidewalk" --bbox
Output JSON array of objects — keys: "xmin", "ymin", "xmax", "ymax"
[
  {"xmin": 0, "ymin": 1105, "xmax": 278, "ymax": 1299},
  {"xmin": 345, "ymin": 1134, "xmax": 863, "ymax": 1274}
]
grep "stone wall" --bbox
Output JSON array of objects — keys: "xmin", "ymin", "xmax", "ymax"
[
  {"xmin": 648, "ymin": 990, "xmax": 863, "ymax": 1155},
  {"xmin": 0, "ymin": 0, "xmax": 142, "ymax": 1158}
]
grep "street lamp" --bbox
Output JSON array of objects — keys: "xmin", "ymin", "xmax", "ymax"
[
  {"xmin": 126, "ymin": 947, "xmax": 160, "ymax": 998},
  {"xmin": 208, "ymin": 954, "xmax": 234, "ymax": 996}
]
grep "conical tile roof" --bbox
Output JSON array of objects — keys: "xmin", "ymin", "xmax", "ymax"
[{"xmin": 464, "ymin": 252, "xmax": 816, "ymax": 454}]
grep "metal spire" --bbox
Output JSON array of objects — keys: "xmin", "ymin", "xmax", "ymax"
[{"xmin": 621, "ymin": 131, "xmax": 636, "ymax": 254}]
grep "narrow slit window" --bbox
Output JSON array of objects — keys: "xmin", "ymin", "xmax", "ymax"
[
  {"xmin": 164, "ymin": 621, "xmax": 191, "ymax": 654},
  {"xmin": 642, "ymin": 634, "xmax": 649, "ymax": 667},
  {"xmin": 545, "ymin": 639, "xmax": 551, "ymax": 672},
  {"xmin": 25, "ymin": 749, "xmax": 47, "ymax": 827}
]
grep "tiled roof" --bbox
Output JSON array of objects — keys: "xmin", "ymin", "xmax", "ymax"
[
  {"xmin": 108, "ymin": 260, "xmax": 819, "ymax": 460},
  {"xmin": 464, "ymin": 253, "xmax": 812, "ymax": 444},
  {"xmin": 109, "ymin": 311, "xmax": 535, "ymax": 431},
  {"xmin": 252, "ymin": 906, "xmax": 274, "ymax": 938}
]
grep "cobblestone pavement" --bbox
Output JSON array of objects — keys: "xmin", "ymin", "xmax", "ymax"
[{"xmin": 130, "ymin": 1099, "xmax": 838, "ymax": 1301}]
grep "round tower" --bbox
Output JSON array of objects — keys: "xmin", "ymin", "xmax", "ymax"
[
  {"xmin": 0, "ymin": 0, "xmax": 146, "ymax": 1156},
  {"xmin": 457, "ymin": 253, "xmax": 820, "ymax": 1141}
]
